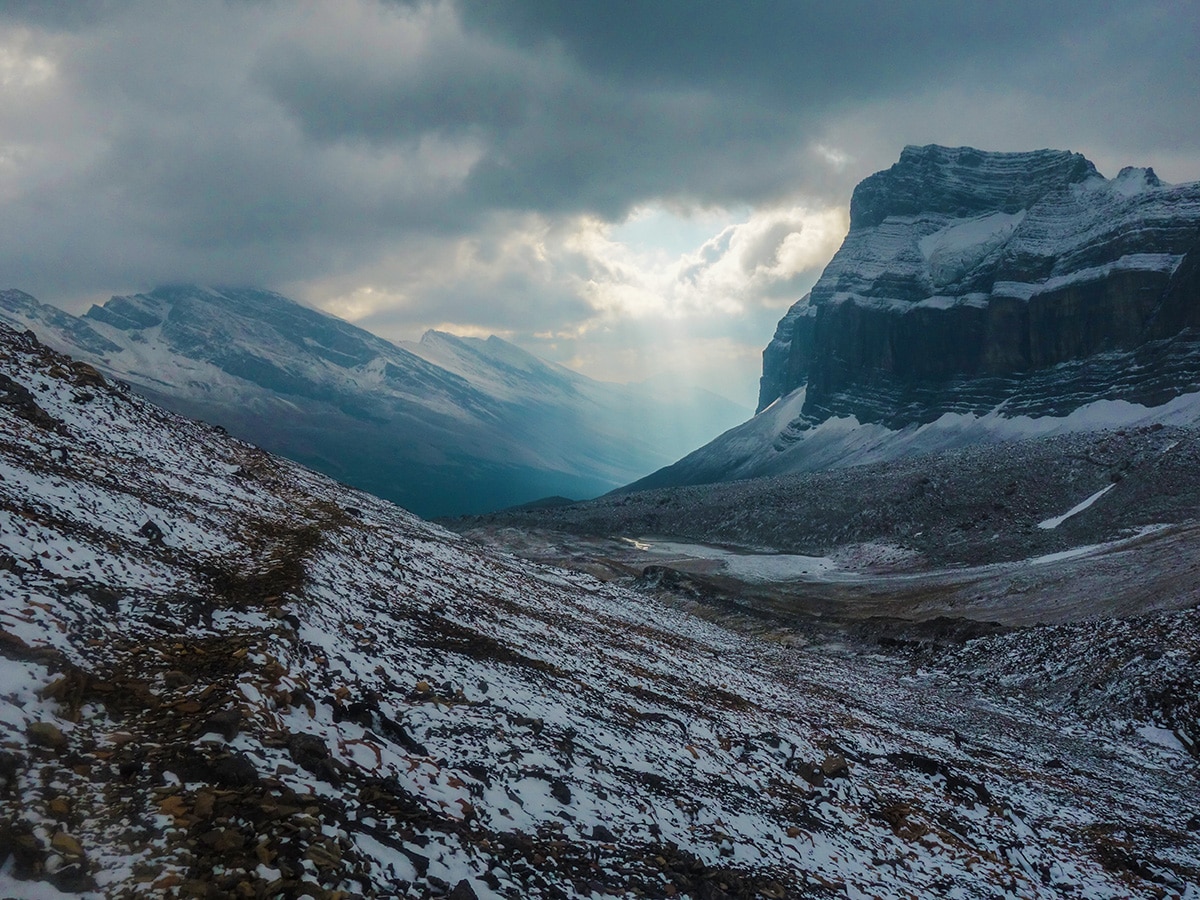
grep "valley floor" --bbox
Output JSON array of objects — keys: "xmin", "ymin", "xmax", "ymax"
[{"xmin": 457, "ymin": 519, "xmax": 1200, "ymax": 628}]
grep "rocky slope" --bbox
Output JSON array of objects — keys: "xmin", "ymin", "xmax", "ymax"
[
  {"xmin": 0, "ymin": 286, "xmax": 747, "ymax": 517},
  {"xmin": 2, "ymin": 322, "xmax": 1198, "ymax": 896},
  {"xmin": 636, "ymin": 145, "xmax": 1200, "ymax": 490},
  {"xmin": 462, "ymin": 424, "xmax": 1200, "ymax": 570}
]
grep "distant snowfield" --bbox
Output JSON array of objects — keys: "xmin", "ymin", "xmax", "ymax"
[
  {"xmin": 622, "ymin": 537, "xmax": 839, "ymax": 581},
  {"xmin": 623, "ymin": 523, "xmax": 1177, "ymax": 588}
]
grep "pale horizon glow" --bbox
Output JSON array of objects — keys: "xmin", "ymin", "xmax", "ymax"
[{"xmin": 304, "ymin": 202, "xmax": 847, "ymax": 402}]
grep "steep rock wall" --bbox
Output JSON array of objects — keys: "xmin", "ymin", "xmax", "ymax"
[{"xmin": 758, "ymin": 145, "xmax": 1200, "ymax": 425}]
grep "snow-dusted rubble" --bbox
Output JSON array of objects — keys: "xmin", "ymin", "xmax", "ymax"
[{"xmin": 2, "ymin": 324, "xmax": 1198, "ymax": 898}]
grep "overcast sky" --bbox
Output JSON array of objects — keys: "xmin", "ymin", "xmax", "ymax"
[{"xmin": 1, "ymin": 1, "xmax": 1197, "ymax": 402}]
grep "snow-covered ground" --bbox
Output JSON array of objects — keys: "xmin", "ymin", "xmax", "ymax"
[
  {"xmin": 644, "ymin": 381, "xmax": 1200, "ymax": 490},
  {"xmin": 620, "ymin": 538, "xmax": 838, "ymax": 582},
  {"xmin": 2, "ymin": 324, "xmax": 1199, "ymax": 898}
]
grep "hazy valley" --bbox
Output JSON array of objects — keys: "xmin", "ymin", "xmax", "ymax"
[{"xmin": 0, "ymin": 286, "xmax": 747, "ymax": 519}]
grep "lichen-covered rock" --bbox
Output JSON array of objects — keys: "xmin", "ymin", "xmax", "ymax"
[{"xmin": 25, "ymin": 722, "xmax": 67, "ymax": 750}]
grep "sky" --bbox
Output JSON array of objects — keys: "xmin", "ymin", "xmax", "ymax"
[{"xmin": 1, "ymin": 1, "xmax": 1197, "ymax": 404}]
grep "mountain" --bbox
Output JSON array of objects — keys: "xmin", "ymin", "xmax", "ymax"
[
  {"xmin": 632, "ymin": 145, "xmax": 1200, "ymax": 489},
  {"xmin": 0, "ymin": 286, "xmax": 748, "ymax": 517},
  {"xmin": 3, "ymin": 322, "xmax": 1199, "ymax": 897}
]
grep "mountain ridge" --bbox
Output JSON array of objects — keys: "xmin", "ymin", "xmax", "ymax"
[{"xmin": 0, "ymin": 285, "xmax": 749, "ymax": 516}]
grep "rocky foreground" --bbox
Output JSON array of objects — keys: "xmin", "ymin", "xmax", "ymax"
[{"xmin": 1, "ymin": 322, "xmax": 1199, "ymax": 898}]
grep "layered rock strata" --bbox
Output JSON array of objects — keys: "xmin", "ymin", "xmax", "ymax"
[{"xmin": 758, "ymin": 145, "xmax": 1200, "ymax": 426}]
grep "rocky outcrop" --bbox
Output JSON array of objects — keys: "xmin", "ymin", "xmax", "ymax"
[
  {"xmin": 756, "ymin": 303, "xmax": 814, "ymax": 413},
  {"xmin": 758, "ymin": 145, "xmax": 1200, "ymax": 424}
]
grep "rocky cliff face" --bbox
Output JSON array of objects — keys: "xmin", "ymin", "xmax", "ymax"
[
  {"xmin": 758, "ymin": 145, "xmax": 1200, "ymax": 424},
  {"xmin": 629, "ymin": 146, "xmax": 1200, "ymax": 491}
]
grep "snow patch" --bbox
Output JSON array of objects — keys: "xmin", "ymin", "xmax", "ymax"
[
  {"xmin": 631, "ymin": 538, "xmax": 838, "ymax": 582},
  {"xmin": 1037, "ymin": 484, "xmax": 1116, "ymax": 530},
  {"xmin": 1137, "ymin": 723, "xmax": 1186, "ymax": 753},
  {"xmin": 919, "ymin": 210, "xmax": 1024, "ymax": 288}
]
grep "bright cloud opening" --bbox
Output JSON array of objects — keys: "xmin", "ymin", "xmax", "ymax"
[
  {"xmin": 0, "ymin": 36, "xmax": 55, "ymax": 88},
  {"xmin": 569, "ymin": 203, "xmax": 848, "ymax": 326}
]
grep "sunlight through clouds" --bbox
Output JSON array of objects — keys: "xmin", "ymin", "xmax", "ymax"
[
  {"xmin": 321, "ymin": 285, "xmax": 406, "ymax": 322},
  {"xmin": 567, "ymin": 204, "xmax": 848, "ymax": 326},
  {"xmin": 296, "ymin": 204, "xmax": 847, "ymax": 402},
  {"xmin": 0, "ymin": 34, "xmax": 55, "ymax": 88}
]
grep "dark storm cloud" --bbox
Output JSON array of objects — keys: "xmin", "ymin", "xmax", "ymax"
[
  {"xmin": 0, "ymin": 0, "xmax": 123, "ymax": 30},
  {"xmin": 254, "ymin": 0, "xmax": 1198, "ymax": 220},
  {"xmin": 255, "ymin": 26, "xmax": 532, "ymax": 144},
  {"xmin": 0, "ymin": 0, "xmax": 1196, "ymax": 323},
  {"xmin": 456, "ymin": 0, "xmax": 1110, "ymax": 102},
  {"xmin": 255, "ymin": 8, "xmax": 802, "ymax": 218}
]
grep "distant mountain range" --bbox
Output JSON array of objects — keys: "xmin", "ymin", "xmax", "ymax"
[
  {"xmin": 632, "ymin": 144, "xmax": 1200, "ymax": 490},
  {"xmin": 0, "ymin": 285, "xmax": 748, "ymax": 516}
]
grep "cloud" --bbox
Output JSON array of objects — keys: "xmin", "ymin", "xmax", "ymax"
[
  {"xmin": 0, "ymin": 0, "xmax": 1195, "ymax": 406},
  {"xmin": 289, "ymin": 202, "xmax": 846, "ymax": 404},
  {"xmin": 568, "ymin": 204, "xmax": 848, "ymax": 325},
  {"xmin": 457, "ymin": 1, "xmax": 1114, "ymax": 101},
  {"xmin": 303, "ymin": 213, "xmax": 598, "ymax": 339},
  {"xmin": 0, "ymin": 1, "xmax": 124, "ymax": 31}
]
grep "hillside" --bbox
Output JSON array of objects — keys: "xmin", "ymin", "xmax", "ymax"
[
  {"xmin": 3, "ymin": 323, "xmax": 1198, "ymax": 897},
  {"xmin": 462, "ymin": 423, "xmax": 1200, "ymax": 570}
]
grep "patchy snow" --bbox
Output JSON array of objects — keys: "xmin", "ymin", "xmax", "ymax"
[
  {"xmin": 1037, "ymin": 483, "xmax": 1116, "ymax": 529},
  {"xmin": 1138, "ymin": 724, "xmax": 1187, "ymax": 753},
  {"xmin": 2, "ymin": 323, "xmax": 1198, "ymax": 897},
  {"xmin": 1026, "ymin": 543, "xmax": 1110, "ymax": 566},
  {"xmin": 627, "ymin": 537, "xmax": 838, "ymax": 581}
]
